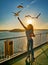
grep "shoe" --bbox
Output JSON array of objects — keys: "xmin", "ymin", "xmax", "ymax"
[
  {"xmin": 25, "ymin": 59, "xmax": 30, "ymax": 65},
  {"xmin": 32, "ymin": 58, "xmax": 35, "ymax": 62}
]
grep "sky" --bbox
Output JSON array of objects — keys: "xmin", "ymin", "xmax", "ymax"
[{"xmin": 0, "ymin": 0, "xmax": 48, "ymax": 30}]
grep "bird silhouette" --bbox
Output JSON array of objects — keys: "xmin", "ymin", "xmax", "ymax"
[{"xmin": 25, "ymin": 13, "xmax": 41, "ymax": 19}]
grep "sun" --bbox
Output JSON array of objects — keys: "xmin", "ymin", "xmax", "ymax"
[{"xmin": 27, "ymin": 19, "xmax": 33, "ymax": 24}]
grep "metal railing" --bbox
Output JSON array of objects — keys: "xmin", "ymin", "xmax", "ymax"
[{"xmin": 0, "ymin": 32, "xmax": 48, "ymax": 63}]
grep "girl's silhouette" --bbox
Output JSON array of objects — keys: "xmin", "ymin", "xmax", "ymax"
[{"xmin": 18, "ymin": 17, "xmax": 35, "ymax": 62}]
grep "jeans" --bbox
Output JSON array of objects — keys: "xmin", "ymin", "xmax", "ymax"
[{"xmin": 27, "ymin": 38, "xmax": 34, "ymax": 60}]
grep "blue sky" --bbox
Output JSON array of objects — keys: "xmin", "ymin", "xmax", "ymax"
[{"xmin": 0, "ymin": 0, "xmax": 48, "ymax": 30}]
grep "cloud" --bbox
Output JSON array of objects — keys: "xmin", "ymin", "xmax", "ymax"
[
  {"xmin": 26, "ymin": 0, "xmax": 37, "ymax": 8},
  {"xmin": 30, "ymin": 0, "xmax": 37, "ymax": 4}
]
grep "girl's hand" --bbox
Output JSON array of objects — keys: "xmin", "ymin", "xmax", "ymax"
[
  {"xmin": 18, "ymin": 17, "xmax": 20, "ymax": 20},
  {"xmin": 30, "ymin": 34, "xmax": 35, "ymax": 37}
]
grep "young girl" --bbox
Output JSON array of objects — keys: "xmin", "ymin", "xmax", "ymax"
[{"xmin": 18, "ymin": 17, "xmax": 35, "ymax": 62}]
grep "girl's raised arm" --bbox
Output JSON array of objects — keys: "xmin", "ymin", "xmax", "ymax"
[{"xmin": 18, "ymin": 17, "xmax": 27, "ymax": 29}]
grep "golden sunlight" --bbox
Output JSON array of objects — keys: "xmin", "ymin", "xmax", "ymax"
[{"xmin": 27, "ymin": 19, "xmax": 33, "ymax": 24}]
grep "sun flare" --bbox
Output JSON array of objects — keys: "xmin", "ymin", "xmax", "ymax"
[{"xmin": 27, "ymin": 19, "xmax": 33, "ymax": 24}]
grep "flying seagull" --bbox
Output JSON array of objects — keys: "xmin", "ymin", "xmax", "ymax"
[
  {"xmin": 25, "ymin": 13, "xmax": 41, "ymax": 19},
  {"xmin": 17, "ymin": 5, "xmax": 23, "ymax": 8},
  {"xmin": 12, "ymin": 10, "xmax": 22, "ymax": 16}
]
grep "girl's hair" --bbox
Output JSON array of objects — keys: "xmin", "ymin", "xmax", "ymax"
[{"xmin": 27, "ymin": 24, "xmax": 33, "ymax": 30}]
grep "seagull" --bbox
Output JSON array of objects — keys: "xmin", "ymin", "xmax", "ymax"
[
  {"xmin": 25, "ymin": 13, "xmax": 41, "ymax": 19},
  {"xmin": 17, "ymin": 5, "xmax": 23, "ymax": 8},
  {"xmin": 12, "ymin": 10, "xmax": 22, "ymax": 16}
]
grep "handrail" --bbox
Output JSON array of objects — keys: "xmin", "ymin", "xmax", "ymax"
[{"xmin": 0, "ymin": 36, "xmax": 26, "ymax": 41}]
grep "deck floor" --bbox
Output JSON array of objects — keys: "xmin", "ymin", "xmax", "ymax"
[{"xmin": 12, "ymin": 43, "xmax": 48, "ymax": 65}]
